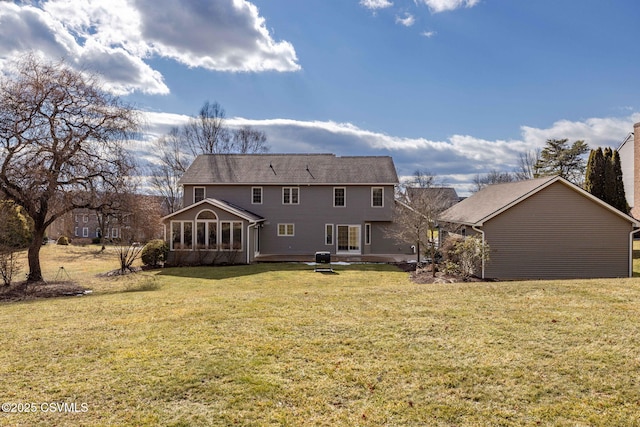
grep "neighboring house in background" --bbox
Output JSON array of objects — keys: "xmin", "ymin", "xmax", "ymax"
[
  {"xmin": 439, "ymin": 175, "xmax": 639, "ymax": 280},
  {"xmin": 405, "ymin": 187, "xmax": 460, "ymax": 207},
  {"xmin": 162, "ymin": 153, "xmax": 412, "ymax": 265},
  {"xmin": 47, "ymin": 208, "xmax": 122, "ymax": 243},
  {"xmin": 617, "ymin": 123, "xmax": 638, "ymax": 218},
  {"xmin": 46, "ymin": 195, "xmax": 166, "ymax": 244}
]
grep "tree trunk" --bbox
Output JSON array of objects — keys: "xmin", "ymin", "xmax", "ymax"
[{"xmin": 27, "ymin": 228, "xmax": 45, "ymax": 282}]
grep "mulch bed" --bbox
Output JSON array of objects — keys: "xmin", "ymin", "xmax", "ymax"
[
  {"xmin": 400, "ymin": 263, "xmax": 490, "ymax": 284},
  {"xmin": 0, "ymin": 281, "xmax": 91, "ymax": 302}
]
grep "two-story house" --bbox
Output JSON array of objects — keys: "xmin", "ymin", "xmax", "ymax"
[{"xmin": 162, "ymin": 153, "xmax": 410, "ymax": 265}]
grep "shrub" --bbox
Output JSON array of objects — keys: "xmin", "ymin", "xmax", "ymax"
[
  {"xmin": 141, "ymin": 239, "xmax": 168, "ymax": 267},
  {"xmin": 56, "ymin": 236, "xmax": 70, "ymax": 245},
  {"xmin": 442, "ymin": 235, "xmax": 490, "ymax": 278},
  {"xmin": 0, "ymin": 249, "xmax": 21, "ymax": 286}
]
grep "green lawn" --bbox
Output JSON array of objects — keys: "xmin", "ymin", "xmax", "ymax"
[{"xmin": 1, "ymin": 245, "xmax": 640, "ymax": 426}]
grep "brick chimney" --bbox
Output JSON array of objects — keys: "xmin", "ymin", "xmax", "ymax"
[{"xmin": 633, "ymin": 122, "xmax": 640, "ymax": 219}]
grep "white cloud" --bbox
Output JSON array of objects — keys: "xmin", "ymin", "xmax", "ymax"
[
  {"xmin": 416, "ymin": 0, "xmax": 481, "ymax": 13},
  {"xmin": 0, "ymin": 0, "xmax": 299, "ymax": 95},
  {"xmin": 395, "ymin": 13, "xmax": 416, "ymax": 27},
  {"xmin": 139, "ymin": 111, "xmax": 639, "ymax": 195},
  {"xmin": 421, "ymin": 30, "xmax": 437, "ymax": 38},
  {"xmin": 360, "ymin": 0, "xmax": 394, "ymax": 10}
]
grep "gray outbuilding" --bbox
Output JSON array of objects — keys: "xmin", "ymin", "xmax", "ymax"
[{"xmin": 439, "ymin": 176, "xmax": 639, "ymax": 280}]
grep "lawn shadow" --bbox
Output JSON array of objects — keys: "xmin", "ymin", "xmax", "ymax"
[{"xmin": 156, "ymin": 263, "xmax": 398, "ymax": 280}]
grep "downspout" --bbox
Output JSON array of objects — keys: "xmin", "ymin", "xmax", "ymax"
[
  {"xmin": 472, "ymin": 225, "xmax": 486, "ymax": 279},
  {"xmin": 629, "ymin": 227, "xmax": 640, "ymax": 277},
  {"xmin": 247, "ymin": 222, "xmax": 259, "ymax": 264}
]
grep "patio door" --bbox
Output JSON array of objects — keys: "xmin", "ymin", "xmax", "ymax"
[{"xmin": 337, "ymin": 225, "xmax": 361, "ymax": 254}]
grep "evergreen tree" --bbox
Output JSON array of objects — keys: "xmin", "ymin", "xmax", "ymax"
[
  {"xmin": 584, "ymin": 148, "xmax": 606, "ymax": 200},
  {"xmin": 603, "ymin": 148, "xmax": 615, "ymax": 204},
  {"xmin": 534, "ymin": 138, "xmax": 589, "ymax": 184},
  {"xmin": 584, "ymin": 147, "xmax": 629, "ymax": 214},
  {"xmin": 611, "ymin": 150, "xmax": 629, "ymax": 213}
]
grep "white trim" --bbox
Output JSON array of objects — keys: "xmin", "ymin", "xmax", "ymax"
[
  {"xmin": 219, "ymin": 220, "xmax": 243, "ymax": 251},
  {"xmin": 333, "ymin": 187, "xmax": 346, "ymax": 207},
  {"xmin": 193, "ymin": 186, "xmax": 206, "ymax": 203},
  {"xmin": 336, "ymin": 224, "xmax": 361, "ymax": 254},
  {"xmin": 251, "ymin": 186, "xmax": 263, "ymax": 204},
  {"xmin": 277, "ymin": 223, "xmax": 295, "ymax": 236},
  {"xmin": 162, "ymin": 198, "xmax": 264, "ymax": 223},
  {"xmin": 371, "ymin": 187, "xmax": 384, "ymax": 208},
  {"xmin": 171, "ymin": 221, "xmax": 194, "ymax": 251},
  {"xmin": 325, "ymin": 224, "xmax": 334, "ymax": 245},
  {"xmin": 282, "ymin": 187, "xmax": 300, "ymax": 205},
  {"xmin": 365, "ymin": 223, "xmax": 371, "ymax": 245},
  {"xmin": 82, "ymin": 227, "xmax": 89, "ymax": 237}
]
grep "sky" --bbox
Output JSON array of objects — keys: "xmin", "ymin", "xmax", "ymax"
[{"xmin": 1, "ymin": 0, "xmax": 640, "ymax": 195}]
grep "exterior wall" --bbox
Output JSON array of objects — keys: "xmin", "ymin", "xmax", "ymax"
[
  {"xmin": 182, "ymin": 184, "xmax": 403, "ymax": 255},
  {"xmin": 165, "ymin": 202, "xmax": 252, "ymax": 265},
  {"xmin": 482, "ymin": 181, "xmax": 632, "ymax": 279}
]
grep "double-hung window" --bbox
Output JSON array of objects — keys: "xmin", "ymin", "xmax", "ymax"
[
  {"xmin": 371, "ymin": 187, "xmax": 384, "ymax": 207},
  {"xmin": 282, "ymin": 187, "xmax": 299, "ymax": 205},
  {"xmin": 194, "ymin": 187, "xmax": 205, "ymax": 203},
  {"xmin": 252, "ymin": 187, "xmax": 263, "ymax": 204},
  {"xmin": 333, "ymin": 187, "xmax": 346, "ymax": 207}
]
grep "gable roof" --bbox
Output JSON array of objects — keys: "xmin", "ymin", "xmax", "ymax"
[
  {"xmin": 178, "ymin": 154, "xmax": 399, "ymax": 185},
  {"xmin": 439, "ymin": 175, "xmax": 639, "ymax": 227},
  {"xmin": 162, "ymin": 198, "xmax": 265, "ymax": 223}
]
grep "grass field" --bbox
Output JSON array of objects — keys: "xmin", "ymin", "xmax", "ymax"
[{"xmin": 1, "ymin": 244, "xmax": 640, "ymax": 426}]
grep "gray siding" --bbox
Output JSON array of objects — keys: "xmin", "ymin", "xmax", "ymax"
[
  {"xmin": 483, "ymin": 181, "xmax": 632, "ymax": 279},
  {"xmin": 182, "ymin": 184, "xmax": 401, "ymax": 255}
]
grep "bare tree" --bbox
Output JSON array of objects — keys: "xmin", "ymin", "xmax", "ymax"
[
  {"xmin": 184, "ymin": 101, "xmax": 231, "ymax": 156},
  {"xmin": 388, "ymin": 171, "xmax": 456, "ymax": 274},
  {"xmin": 0, "ymin": 55, "xmax": 139, "ymax": 282},
  {"xmin": 149, "ymin": 127, "xmax": 191, "ymax": 213},
  {"xmin": 150, "ymin": 101, "xmax": 269, "ymax": 213},
  {"xmin": 111, "ymin": 191, "xmax": 163, "ymax": 273},
  {"xmin": 232, "ymin": 125, "xmax": 269, "ymax": 154},
  {"xmin": 515, "ymin": 149, "xmax": 541, "ymax": 181},
  {"xmin": 471, "ymin": 170, "xmax": 517, "ymax": 193}
]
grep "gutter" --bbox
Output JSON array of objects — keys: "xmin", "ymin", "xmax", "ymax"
[
  {"xmin": 472, "ymin": 225, "xmax": 486, "ymax": 279},
  {"xmin": 629, "ymin": 227, "xmax": 640, "ymax": 277}
]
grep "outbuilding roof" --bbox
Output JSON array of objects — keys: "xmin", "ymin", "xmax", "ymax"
[
  {"xmin": 178, "ymin": 154, "xmax": 399, "ymax": 185},
  {"xmin": 439, "ymin": 175, "xmax": 639, "ymax": 227}
]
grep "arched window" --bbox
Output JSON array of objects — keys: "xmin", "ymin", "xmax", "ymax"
[{"xmin": 196, "ymin": 210, "xmax": 218, "ymax": 249}]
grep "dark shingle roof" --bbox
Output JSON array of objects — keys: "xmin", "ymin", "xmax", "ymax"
[
  {"xmin": 178, "ymin": 154, "xmax": 399, "ymax": 185},
  {"xmin": 406, "ymin": 187, "xmax": 460, "ymax": 208}
]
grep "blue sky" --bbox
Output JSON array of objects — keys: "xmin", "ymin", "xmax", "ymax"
[{"xmin": 2, "ymin": 0, "xmax": 640, "ymax": 194}]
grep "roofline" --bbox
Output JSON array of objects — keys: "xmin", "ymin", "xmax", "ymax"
[
  {"xmin": 471, "ymin": 175, "xmax": 639, "ymax": 227},
  {"xmin": 162, "ymin": 198, "xmax": 265, "ymax": 223},
  {"xmin": 178, "ymin": 182, "xmax": 399, "ymax": 186},
  {"xmin": 617, "ymin": 132, "xmax": 634, "ymax": 151}
]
